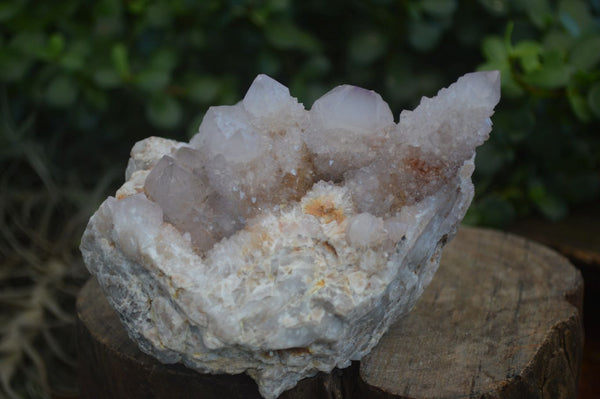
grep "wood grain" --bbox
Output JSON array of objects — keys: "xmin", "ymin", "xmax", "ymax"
[
  {"xmin": 77, "ymin": 227, "xmax": 583, "ymax": 398},
  {"xmin": 360, "ymin": 227, "xmax": 583, "ymax": 398},
  {"xmin": 507, "ymin": 202, "xmax": 600, "ymax": 399}
]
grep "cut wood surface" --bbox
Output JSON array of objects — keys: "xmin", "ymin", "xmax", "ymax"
[
  {"xmin": 508, "ymin": 202, "xmax": 600, "ymax": 399},
  {"xmin": 77, "ymin": 227, "xmax": 583, "ymax": 399},
  {"xmin": 359, "ymin": 227, "xmax": 583, "ymax": 398}
]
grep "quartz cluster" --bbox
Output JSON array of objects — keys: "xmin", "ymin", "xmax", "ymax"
[{"xmin": 80, "ymin": 71, "xmax": 500, "ymax": 398}]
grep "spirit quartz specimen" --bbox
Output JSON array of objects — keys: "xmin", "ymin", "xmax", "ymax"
[{"xmin": 80, "ymin": 71, "xmax": 500, "ymax": 398}]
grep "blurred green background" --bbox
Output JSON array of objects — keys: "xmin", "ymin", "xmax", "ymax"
[{"xmin": 1, "ymin": 0, "xmax": 599, "ymax": 397}]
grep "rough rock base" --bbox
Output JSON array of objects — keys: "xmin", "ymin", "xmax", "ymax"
[{"xmin": 77, "ymin": 227, "xmax": 583, "ymax": 399}]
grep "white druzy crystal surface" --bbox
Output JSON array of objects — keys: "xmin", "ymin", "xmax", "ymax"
[{"xmin": 80, "ymin": 71, "xmax": 500, "ymax": 398}]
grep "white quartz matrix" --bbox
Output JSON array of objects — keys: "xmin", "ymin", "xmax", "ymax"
[{"xmin": 80, "ymin": 71, "xmax": 500, "ymax": 398}]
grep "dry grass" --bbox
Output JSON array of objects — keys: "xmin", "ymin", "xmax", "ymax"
[{"xmin": 0, "ymin": 90, "xmax": 120, "ymax": 398}]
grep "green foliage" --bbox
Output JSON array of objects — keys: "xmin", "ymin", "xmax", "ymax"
[
  {"xmin": 0, "ymin": 0, "xmax": 599, "ymax": 396},
  {"xmin": 474, "ymin": 0, "xmax": 600, "ymax": 225}
]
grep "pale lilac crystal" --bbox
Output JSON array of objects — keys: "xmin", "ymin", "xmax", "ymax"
[{"xmin": 81, "ymin": 71, "xmax": 501, "ymax": 399}]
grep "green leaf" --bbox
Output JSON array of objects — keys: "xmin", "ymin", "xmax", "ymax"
[
  {"xmin": 0, "ymin": 1, "xmax": 22, "ymax": 22},
  {"xmin": 299, "ymin": 56, "xmax": 330, "ymax": 78},
  {"xmin": 127, "ymin": 0, "xmax": 148, "ymax": 14},
  {"xmin": 477, "ymin": 0, "xmax": 509, "ymax": 16},
  {"xmin": 528, "ymin": 180, "xmax": 568, "ymax": 221},
  {"xmin": 45, "ymin": 75, "xmax": 78, "ymax": 107},
  {"xmin": 567, "ymin": 80, "xmax": 592, "ymax": 121},
  {"xmin": 82, "ymin": 86, "xmax": 108, "ymax": 110},
  {"xmin": 264, "ymin": 22, "xmax": 321, "ymax": 53},
  {"xmin": 348, "ymin": 31, "xmax": 387, "ymax": 65},
  {"xmin": 93, "ymin": 67, "xmax": 121, "ymax": 88},
  {"xmin": 523, "ymin": 51, "xmax": 571, "ymax": 89},
  {"xmin": 188, "ymin": 29, "xmax": 205, "ymax": 49},
  {"xmin": 482, "ymin": 36, "xmax": 507, "ymax": 62},
  {"xmin": 111, "ymin": 43, "xmax": 130, "ymax": 78},
  {"xmin": 0, "ymin": 51, "xmax": 30, "ymax": 82},
  {"xmin": 511, "ymin": 41, "xmax": 542, "ymax": 58},
  {"xmin": 520, "ymin": 53, "xmax": 541, "ymax": 74},
  {"xmin": 11, "ymin": 31, "xmax": 46, "ymax": 58},
  {"xmin": 588, "ymin": 82, "xmax": 600, "ymax": 119},
  {"xmin": 150, "ymin": 49, "xmax": 177, "ymax": 72},
  {"xmin": 559, "ymin": 12, "xmax": 580, "ymax": 37},
  {"xmin": 478, "ymin": 61, "xmax": 524, "ymax": 98},
  {"xmin": 187, "ymin": 76, "xmax": 221, "ymax": 104},
  {"xmin": 60, "ymin": 51, "xmax": 84, "ymax": 71},
  {"xmin": 537, "ymin": 195, "xmax": 568, "ymax": 221},
  {"xmin": 420, "ymin": 0, "xmax": 457, "ymax": 18},
  {"xmin": 558, "ymin": 0, "xmax": 595, "ymax": 37},
  {"xmin": 95, "ymin": 0, "xmax": 122, "ymax": 17},
  {"xmin": 147, "ymin": 96, "xmax": 182, "ymax": 129},
  {"xmin": 58, "ymin": 39, "xmax": 88, "ymax": 71},
  {"xmin": 135, "ymin": 68, "xmax": 170, "ymax": 92},
  {"xmin": 47, "ymin": 33, "xmax": 65, "ymax": 59},
  {"xmin": 267, "ymin": 0, "xmax": 292, "ymax": 13},
  {"xmin": 145, "ymin": 3, "xmax": 172, "ymax": 27},
  {"xmin": 543, "ymin": 29, "xmax": 573, "ymax": 54},
  {"xmin": 570, "ymin": 36, "xmax": 600, "ymax": 72},
  {"xmin": 523, "ymin": 0, "xmax": 553, "ymax": 28},
  {"xmin": 567, "ymin": 88, "xmax": 591, "ymax": 121},
  {"xmin": 503, "ymin": 21, "xmax": 514, "ymax": 53},
  {"xmin": 512, "ymin": 41, "xmax": 542, "ymax": 73},
  {"xmin": 249, "ymin": 8, "xmax": 268, "ymax": 27}
]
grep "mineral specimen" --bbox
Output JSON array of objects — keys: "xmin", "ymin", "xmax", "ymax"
[{"xmin": 80, "ymin": 71, "xmax": 500, "ymax": 398}]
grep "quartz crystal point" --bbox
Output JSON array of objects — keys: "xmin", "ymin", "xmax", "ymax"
[{"xmin": 80, "ymin": 71, "xmax": 500, "ymax": 399}]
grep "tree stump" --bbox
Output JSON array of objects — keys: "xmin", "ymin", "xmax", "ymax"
[
  {"xmin": 508, "ymin": 202, "xmax": 600, "ymax": 399},
  {"xmin": 77, "ymin": 227, "xmax": 583, "ymax": 398}
]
